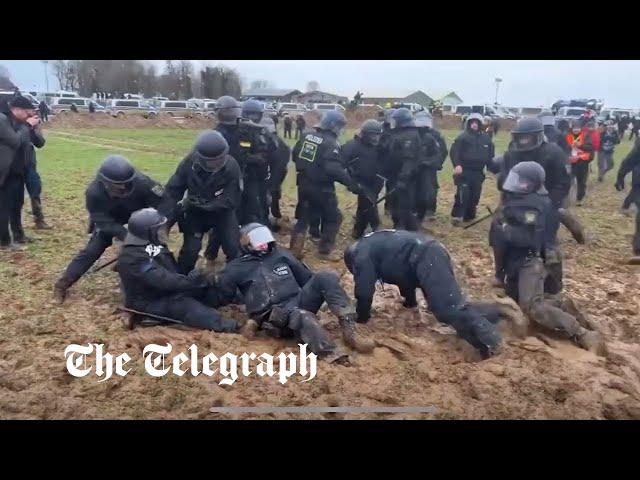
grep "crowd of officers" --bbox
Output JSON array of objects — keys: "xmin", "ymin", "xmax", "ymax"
[{"xmin": 6, "ymin": 93, "xmax": 640, "ymax": 362}]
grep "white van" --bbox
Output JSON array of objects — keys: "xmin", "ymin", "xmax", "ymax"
[
  {"xmin": 106, "ymin": 99, "xmax": 157, "ymax": 117},
  {"xmin": 310, "ymin": 103, "xmax": 346, "ymax": 112},
  {"xmin": 50, "ymin": 97, "xmax": 104, "ymax": 114},
  {"xmin": 159, "ymin": 100, "xmax": 201, "ymax": 117}
]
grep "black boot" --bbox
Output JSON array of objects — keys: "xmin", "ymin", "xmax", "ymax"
[
  {"xmin": 53, "ymin": 276, "xmax": 73, "ymax": 304},
  {"xmin": 338, "ymin": 313, "xmax": 375, "ymax": 353},
  {"xmin": 32, "ymin": 198, "xmax": 52, "ymax": 230}
]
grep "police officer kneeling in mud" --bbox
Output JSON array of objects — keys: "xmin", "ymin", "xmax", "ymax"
[
  {"xmin": 163, "ymin": 130, "xmax": 242, "ymax": 274},
  {"xmin": 344, "ymin": 229, "xmax": 505, "ymax": 359},
  {"xmin": 489, "ymin": 117, "xmax": 573, "ymax": 289},
  {"xmin": 213, "ymin": 223, "xmax": 375, "ymax": 362},
  {"xmin": 494, "ymin": 162, "xmax": 603, "ymax": 353},
  {"xmin": 54, "ymin": 155, "xmax": 167, "ymax": 303},
  {"xmin": 115, "ymin": 208, "xmax": 238, "ymax": 332}
]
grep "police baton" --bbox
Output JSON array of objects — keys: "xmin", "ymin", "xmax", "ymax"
[
  {"xmin": 463, "ymin": 206, "xmax": 494, "ymax": 229},
  {"xmin": 361, "ymin": 188, "xmax": 397, "ymax": 214},
  {"xmin": 90, "ymin": 256, "xmax": 118, "ymax": 274},
  {"xmin": 116, "ymin": 307, "xmax": 184, "ymax": 326}
]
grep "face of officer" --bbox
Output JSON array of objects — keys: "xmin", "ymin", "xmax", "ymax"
[
  {"xmin": 11, "ymin": 106, "xmax": 36, "ymax": 122},
  {"xmin": 572, "ymin": 126, "xmax": 581, "ymax": 135},
  {"xmin": 469, "ymin": 120, "xmax": 480, "ymax": 131}
]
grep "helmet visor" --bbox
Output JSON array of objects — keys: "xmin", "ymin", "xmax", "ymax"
[
  {"xmin": 102, "ymin": 179, "xmax": 135, "ymax": 198},
  {"xmin": 197, "ymin": 152, "xmax": 227, "ymax": 173},
  {"xmin": 245, "ymin": 225, "xmax": 275, "ymax": 252},
  {"xmin": 512, "ymin": 132, "xmax": 541, "ymax": 152},
  {"xmin": 503, "ymin": 170, "xmax": 547, "ymax": 195}
]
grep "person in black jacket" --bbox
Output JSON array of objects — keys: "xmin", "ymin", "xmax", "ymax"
[
  {"xmin": 116, "ymin": 208, "xmax": 238, "ymax": 332},
  {"xmin": 259, "ymin": 116, "xmax": 290, "ymax": 231},
  {"xmin": 539, "ymin": 111, "xmax": 570, "ymax": 155},
  {"xmin": 53, "ymin": 155, "xmax": 167, "ymax": 303},
  {"xmin": 379, "ymin": 108, "xmax": 396, "ymax": 216},
  {"xmin": 387, "ymin": 108, "xmax": 438, "ymax": 230},
  {"xmin": 344, "ymin": 229, "xmax": 505, "ymax": 359},
  {"xmin": 450, "ymin": 113, "xmax": 495, "ymax": 225},
  {"xmin": 38, "ymin": 101, "xmax": 49, "ymax": 122},
  {"xmin": 342, "ymin": 119, "xmax": 384, "ymax": 238},
  {"xmin": 489, "ymin": 117, "xmax": 572, "ymax": 290},
  {"xmin": 496, "ymin": 162, "xmax": 603, "ymax": 353},
  {"xmin": 214, "ymin": 223, "xmax": 374, "ymax": 359},
  {"xmin": 163, "ymin": 130, "xmax": 242, "ymax": 274},
  {"xmin": 295, "ymin": 114, "xmax": 306, "ymax": 139},
  {"xmin": 0, "ymin": 96, "xmax": 41, "ymax": 250},
  {"xmin": 289, "ymin": 110, "xmax": 361, "ymax": 258},
  {"xmin": 283, "ymin": 114, "xmax": 293, "ymax": 139},
  {"xmin": 615, "ymin": 138, "xmax": 640, "ymax": 259},
  {"xmin": 629, "ymin": 116, "xmax": 640, "ymax": 141},
  {"xmin": 598, "ymin": 122, "xmax": 620, "ymax": 182},
  {"xmin": 414, "ymin": 110, "xmax": 447, "ymax": 221}
]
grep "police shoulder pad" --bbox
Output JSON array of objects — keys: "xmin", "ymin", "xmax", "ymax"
[{"xmin": 305, "ymin": 134, "xmax": 324, "ymax": 144}]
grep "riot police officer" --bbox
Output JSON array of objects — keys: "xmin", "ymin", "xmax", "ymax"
[
  {"xmin": 259, "ymin": 115, "xmax": 291, "ymax": 231},
  {"xmin": 496, "ymin": 162, "xmax": 603, "ymax": 353},
  {"xmin": 53, "ymin": 155, "xmax": 167, "ymax": 303},
  {"xmin": 214, "ymin": 223, "xmax": 374, "ymax": 358},
  {"xmin": 387, "ymin": 108, "xmax": 438, "ymax": 231},
  {"xmin": 344, "ymin": 230, "xmax": 504, "ymax": 359},
  {"xmin": 163, "ymin": 130, "xmax": 242, "ymax": 273},
  {"xmin": 342, "ymin": 119, "xmax": 384, "ymax": 238},
  {"xmin": 493, "ymin": 117, "xmax": 572, "ymax": 291},
  {"xmin": 450, "ymin": 112, "xmax": 494, "ymax": 226},
  {"xmin": 379, "ymin": 108, "xmax": 396, "ymax": 216},
  {"xmin": 290, "ymin": 110, "xmax": 361, "ymax": 259},
  {"xmin": 414, "ymin": 110, "xmax": 447, "ymax": 221},
  {"xmin": 615, "ymin": 138, "xmax": 640, "ymax": 261},
  {"xmin": 115, "ymin": 208, "xmax": 238, "ymax": 332}
]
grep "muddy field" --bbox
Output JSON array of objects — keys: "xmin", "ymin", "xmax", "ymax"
[{"xmin": 0, "ymin": 125, "xmax": 639, "ymax": 419}]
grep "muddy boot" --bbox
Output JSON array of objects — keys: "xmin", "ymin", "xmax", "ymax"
[
  {"xmin": 338, "ymin": 313, "xmax": 375, "ymax": 353},
  {"xmin": 491, "ymin": 276, "xmax": 505, "ymax": 289},
  {"xmin": 451, "ymin": 217, "xmax": 463, "ymax": 227},
  {"xmin": 0, "ymin": 242, "xmax": 27, "ymax": 252},
  {"xmin": 574, "ymin": 328, "xmax": 604, "ymax": 355},
  {"xmin": 13, "ymin": 229, "xmax": 34, "ymax": 244},
  {"xmin": 53, "ymin": 276, "xmax": 73, "ymax": 304},
  {"xmin": 290, "ymin": 233, "xmax": 306, "ymax": 260},
  {"xmin": 628, "ymin": 256, "xmax": 640, "ymax": 265},
  {"xmin": 558, "ymin": 208, "xmax": 586, "ymax": 244},
  {"xmin": 32, "ymin": 198, "xmax": 52, "ymax": 230},
  {"xmin": 239, "ymin": 319, "xmax": 259, "ymax": 338},
  {"xmin": 323, "ymin": 348, "xmax": 351, "ymax": 366}
]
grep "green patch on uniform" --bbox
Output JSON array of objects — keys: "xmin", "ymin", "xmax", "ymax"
[
  {"xmin": 524, "ymin": 211, "xmax": 537, "ymax": 224},
  {"xmin": 299, "ymin": 141, "xmax": 318, "ymax": 163}
]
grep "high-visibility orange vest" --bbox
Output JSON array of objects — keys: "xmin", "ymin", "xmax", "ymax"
[{"xmin": 566, "ymin": 132, "xmax": 591, "ymax": 163}]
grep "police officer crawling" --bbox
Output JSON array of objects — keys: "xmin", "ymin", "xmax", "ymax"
[
  {"xmin": 115, "ymin": 208, "xmax": 238, "ymax": 332},
  {"xmin": 344, "ymin": 230, "xmax": 505, "ymax": 359},
  {"xmin": 213, "ymin": 223, "xmax": 375, "ymax": 361},
  {"xmin": 53, "ymin": 155, "xmax": 167, "ymax": 303}
]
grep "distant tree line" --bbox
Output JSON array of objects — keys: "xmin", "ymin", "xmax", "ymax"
[{"xmin": 51, "ymin": 60, "xmax": 242, "ymax": 99}]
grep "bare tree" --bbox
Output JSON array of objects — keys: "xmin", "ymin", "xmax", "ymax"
[
  {"xmin": 250, "ymin": 79, "xmax": 270, "ymax": 90},
  {"xmin": 306, "ymin": 80, "xmax": 319, "ymax": 92},
  {"xmin": 0, "ymin": 64, "xmax": 15, "ymax": 90},
  {"xmin": 177, "ymin": 60, "xmax": 194, "ymax": 99}
]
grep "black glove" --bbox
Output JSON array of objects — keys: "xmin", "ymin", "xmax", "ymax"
[
  {"xmin": 349, "ymin": 182, "xmax": 364, "ymax": 195},
  {"xmin": 615, "ymin": 178, "xmax": 625, "ymax": 191},
  {"xmin": 187, "ymin": 268, "xmax": 211, "ymax": 287}
]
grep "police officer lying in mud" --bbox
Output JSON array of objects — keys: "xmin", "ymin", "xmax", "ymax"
[
  {"xmin": 54, "ymin": 155, "xmax": 167, "ymax": 303},
  {"xmin": 212, "ymin": 223, "xmax": 375, "ymax": 363},
  {"xmin": 343, "ymin": 229, "xmax": 508, "ymax": 359}
]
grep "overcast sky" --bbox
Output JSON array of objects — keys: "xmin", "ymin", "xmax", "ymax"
[{"xmin": 2, "ymin": 60, "xmax": 639, "ymax": 108}]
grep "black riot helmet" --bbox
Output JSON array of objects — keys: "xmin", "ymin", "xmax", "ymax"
[
  {"xmin": 359, "ymin": 119, "xmax": 383, "ymax": 146},
  {"xmin": 511, "ymin": 117, "xmax": 545, "ymax": 152},
  {"xmin": 193, "ymin": 130, "xmax": 229, "ymax": 173},
  {"xmin": 239, "ymin": 223, "xmax": 276, "ymax": 255},
  {"xmin": 242, "ymin": 99, "xmax": 265, "ymax": 123},
  {"xmin": 215, "ymin": 95, "xmax": 242, "ymax": 125},
  {"xmin": 343, "ymin": 241, "xmax": 359, "ymax": 274},
  {"xmin": 414, "ymin": 110, "xmax": 434, "ymax": 128},
  {"xmin": 383, "ymin": 108, "xmax": 397, "ymax": 128},
  {"xmin": 391, "ymin": 108, "xmax": 414, "ymax": 128},
  {"xmin": 318, "ymin": 110, "xmax": 347, "ymax": 136},
  {"xmin": 97, "ymin": 155, "xmax": 137, "ymax": 198},
  {"xmin": 127, "ymin": 208, "xmax": 168, "ymax": 245},
  {"xmin": 503, "ymin": 161, "xmax": 548, "ymax": 195}
]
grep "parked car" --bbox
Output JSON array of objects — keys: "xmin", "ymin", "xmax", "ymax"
[
  {"xmin": 51, "ymin": 97, "xmax": 105, "ymax": 114},
  {"xmin": 149, "ymin": 96, "xmax": 169, "ymax": 107},
  {"xmin": 277, "ymin": 102, "xmax": 308, "ymax": 116},
  {"xmin": 555, "ymin": 106, "xmax": 587, "ymax": 123},
  {"xmin": 200, "ymin": 100, "xmax": 218, "ymax": 118},
  {"xmin": 391, "ymin": 102, "xmax": 425, "ymax": 113},
  {"xmin": 310, "ymin": 103, "xmax": 346, "ymax": 112},
  {"xmin": 598, "ymin": 108, "xmax": 635, "ymax": 121},
  {"xmin": 158, "ymin": 100, "xmax": 200, "ymax": 117},
  {"xmin": 357, "ymin": 103, "xmax": 384, "ymax": 112},
  {"xmin": 106, "ymin": 99, "xmax": 157, "ymax": 117}
]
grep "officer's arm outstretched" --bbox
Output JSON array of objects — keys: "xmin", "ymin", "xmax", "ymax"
[
  {"xmin": 121, "ymin": 253, "xmax": 208, "ymax": 293},
  {"xmin": 86, "ymin": 193, "xmax": 127, "ymax": 241}
]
